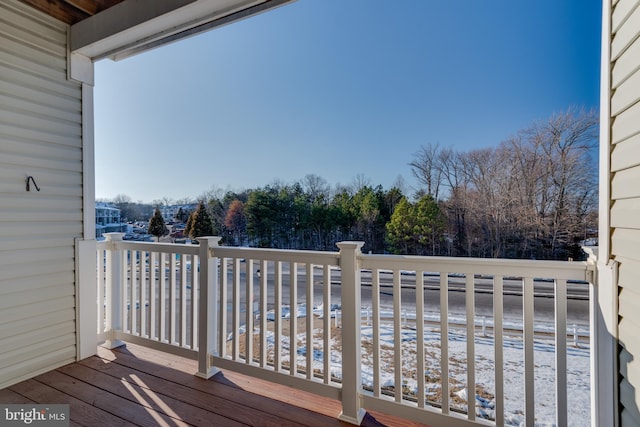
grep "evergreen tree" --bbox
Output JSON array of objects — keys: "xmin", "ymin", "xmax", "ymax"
[
  {"xmin": 385, "ymin": 196, "xmax": 445, "ymax": 255},
  {"xmin": 413, "ymin": 195, "xmax": 446, "ymax": 255},
  {"xmin": 176, "ymin": 207, "xmax": 189, "ymax": 223},
  {"xmin": 386, "ymin": 197, "xmax": 413, "ymax": 254},
  {"xmin": 185, "ymin": 202, "xmax": 214, "ymax": 241},
  {"xmin": 148, "ymin": 208, "xmax": 168, "ymax": 242},
  {"xmin": 185, "ymin": 210, "xmax": 194, "ymax": 238}
]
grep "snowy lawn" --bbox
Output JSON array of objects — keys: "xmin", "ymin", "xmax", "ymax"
[{"xmin": 240, "ymin": 309, "xmax": 590, "ymax": 426}]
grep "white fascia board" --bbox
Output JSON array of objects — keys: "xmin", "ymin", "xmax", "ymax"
[
  {"xmin": 109, "ymin": 0, "xmax": 295, "ymax": 61},
  {"xmin": 70, "ymin": 0, "xmax": 279, "ymax": 60},
  {"xmin": 69, "ymin": 53, "xmax": 94, "ymax": 85}
]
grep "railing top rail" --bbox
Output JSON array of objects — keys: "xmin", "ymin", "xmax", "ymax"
[
  {"xmin": 111, "ymin": 240, "xmax": 200, "ymax": 255},
  {"xmin": 211, "ymin": 246, "xmax": 340, "ymax": 266},
  {"xmin": 359, "ymin": 253, "xmax": 589, "ymax": 281}
]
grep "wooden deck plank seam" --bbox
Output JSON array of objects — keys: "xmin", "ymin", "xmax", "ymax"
[
  {"xmin": 93, "ymin": 349, "xmax": 340, "ymax": 427},
  {"xmin": 54, "ymin": 363, "xmax": 249, "ymax": 427},
  {"xmin": 3, "ymin": 343, "xmax": 430, "ymax": 427}
]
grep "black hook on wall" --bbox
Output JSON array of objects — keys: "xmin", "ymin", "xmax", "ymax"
[{"xmin": 26, "ymin": 176, "xmax": 41, "ymax": 192}]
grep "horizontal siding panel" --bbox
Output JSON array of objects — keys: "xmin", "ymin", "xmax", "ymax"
[
  {"xmin": 0, "ymin": 296, "xmax": 74, "ymax": 325},
  {"xmin": 612, "ymin": 100, "xmax": 640, "ymax": 144},
  {"xmin": 0, "ymin": 247, "xmax": 73, "ymax": 268},
  {"xmin": 0, "ymin": 147, "xmax": 81, "ymax": 173},
  {"xmin": 613, "ymin": 32, "xmax": 640, "ymax": 88},
  {"xmin": 0, "ymin": 310, "xmax": 72, "ymax": 341},
  {"xmin": 0, "ymin": 34, "xmax": 66, "ymax": 76},
  {"xmin": 612, "ymin": 198, "xmax": 640, "ymax": 228},
  {"xmin": 0, "ymin": 184, "xmax": 81, "ymax": 198},
  {"xmin": 1, "ymin": 320, "xmax": 75, "ymax": 349},
  {"xmin": 0, "ymin": 195, "xmax": 82, "ymax": 212},
  {"xmin": 0, "ymin": 346, "xmax": 76, "ymax": 390},
  {"xmin": 0, "ymin": 170, "xmax": 82, "ymax": 198},
  {"xmin": 612, "ymin": 228, "xmax": 640, "ymax": 261},
  {"xmin": 0, "ymin": 134, "xmax": 81, "ymax": 166},
  {"xmin": 0, "ymin": 236, "xmax": 76, "ymax": 252},
  {"xmin": 612, "ymin": 133, "xmax": 640, "ymax": 171},
  {"xmin": 0, "ymin": 123, "xmax": 81, "ymax": 148},
  {"xmin": 0, "ymin": 4, "xmax": 65, "ymax": 45},
  {"xmin": 612, "ymin": 69, "xmax": 640, "ymax": 115},
  {"xmin": 620, "ymin": 350, "xmax": 640, "ymax": 410},
  {"xmin": 617, "ymin": 256, "xmax": 640, "ymax": 293},
  {"xmin": 620, "ymin": 379, "xmax": 640, "ymax": 424},
  {"xmin": 613, "ymin": 0, "xmax": 640, "ymax": 33},
  {"xmin": 612, "ymin": 4, "xmax": 640, "ymax": 60},
  {"xmin": 0, "ymin": 62, "xmax": 81, "ymax": 104},
  {"xmin": 620, "ymin": 317, "xmax": 640, "ymax": 362},
  {"xmin": 0, "ymin": 166, "xmax": 82, "ymax": 188},
  {"xmin": 0, "ymin": 92, "xmax": 82, "ymax": 125},
  {"xmin": 0, "ymin": 91, "xmax": 81, "ymax": 124},
  {"xmin": 0, "ymin": 259, "xmax": 75, "ymax": 282},
  {"xmin": 0, "ymin": 0, "xmax": 66, "ymax": 37},
  {"xmin": 0, "ymin": 222, "xmax": 81, "ymax": 238},
  {"xmin": 612, "ymin": 166, "xmax": 640, "ymax": 199},
  {"xmin": 0, "ymin": 332, "xmax": 75, "ymax": 370},
  {"xmin": 0, "ymin": 283, "xmax": 75, "ymax": 311},
  {"xmin": 619, "ymin": 287, "xmax": 640, "ymax": 326},
  {"xmin": 0, "ymin": 271, "xmax": 74, "ymax": 296},
  {"xmin": 0, "ymin": 208, "xmax": 83, "ymax": 222},
  {"xmin": 619, "ymin": 316, "xmax": 640, "ymax": 423},
  {"xmin": 0, "ymin": 19, "xmax": 66, "ymax": 57},
  {"xmin": 0, "ymin": 109, "xmax": 82, "ymax": 140}
]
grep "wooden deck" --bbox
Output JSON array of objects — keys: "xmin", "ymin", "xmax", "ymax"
[{"xmin": 1, "ymin": 343, "xmax": 429, "ymax": 426}]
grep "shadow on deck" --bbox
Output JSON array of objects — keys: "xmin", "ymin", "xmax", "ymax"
[{"xmin": 1, "ymin": 343, "xmax": 429, "ymax": 426}]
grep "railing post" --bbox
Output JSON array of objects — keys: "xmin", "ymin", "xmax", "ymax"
[
  {"xmin": 196, "ymin": 236, "xmax": 222, "ymax": 379},
  {"xmin": 103, "ymin": 232, "xmax": 125, "ymax": 349},
  {"xmin": 336, "ymin": 241, "xmax": 366, "ymax": 425},
  {"xmin": 584, "ymin": 245, "xmax": 618, "ymax": 427}
]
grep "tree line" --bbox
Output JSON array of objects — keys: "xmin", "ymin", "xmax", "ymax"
[
  {"xmin": 104, "ymin": 107, "xmax": 598, "ymax": 260},
  {"xmin": 409, "ymin": 107, "xmax": 598, "ymax": 259}
]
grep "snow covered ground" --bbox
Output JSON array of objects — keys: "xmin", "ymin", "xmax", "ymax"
[{"xmin": 251, "ymin": 305, "xmax": 591, "ymax": 426}]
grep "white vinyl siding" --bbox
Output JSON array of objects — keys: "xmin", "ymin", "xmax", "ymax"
[
  {"xmin": 0, "ymin": 0, "xmax": 82, "ymax": 388},
  {"xmin": 611, "ymin": 133, "xmax": 640, "ymax": 172},
  {"xmin": 609, "ymin": 0, "xmax": 640, "ymax": 425}
]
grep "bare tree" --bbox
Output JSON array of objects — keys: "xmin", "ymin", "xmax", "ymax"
[
  {"xmin": 113, "ymin": 194, "xmax": 132, "ymax": 204},
  {"xmin": 409, "ymin": 143, "xmax": 443, "ymax": 199},
  {"xmin": 302, "ymin": 174, "xmax": 331, "ymax": 199},
  {"xmin": 415, "ymin": 107, "xmax": 598, "ymax": 259},
  {"xmin": 351, "ymin": 173, "xmax": 371, "ymax": 193},
  {"xmin": 391, "ymin": 175, "xmax": 409, "ymax": 197},
  {"xmin": 535, "ymin": 107, "xmax": 598, "ymax": 257}
]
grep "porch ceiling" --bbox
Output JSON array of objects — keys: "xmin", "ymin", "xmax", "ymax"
[{"xmin": 19, "ymin": 0, "xmax": 126, "ymax": 25}]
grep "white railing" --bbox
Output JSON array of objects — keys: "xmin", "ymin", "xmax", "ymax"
[
  {"xmin": 98, "ymin": 234, "xmax": 592, "ymax": 427},
  {"xmin": 97, "ymin": 233, "xmax": 201, "ymax": 360},
  {"xmin": 357, "ymin": 253, "xmax": 589, "ymax": 427}
]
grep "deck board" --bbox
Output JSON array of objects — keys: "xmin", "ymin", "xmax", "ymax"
[
  {"xmin": 2, "ymin": 343, "xmax": 429, "ymax": 427},
  {"xmin": 9, "ymin": 378, "xmax": 133, "ymax": 426}
]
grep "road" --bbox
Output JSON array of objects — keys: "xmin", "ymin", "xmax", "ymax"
[{"xmin": 232, "ymin": 262, "xmax": 590, "ymax": 327}]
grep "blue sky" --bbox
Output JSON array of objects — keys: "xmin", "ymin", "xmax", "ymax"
[{"xmin": 94, "ymin": 0, "xmax": 602, "ymax": 203}]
